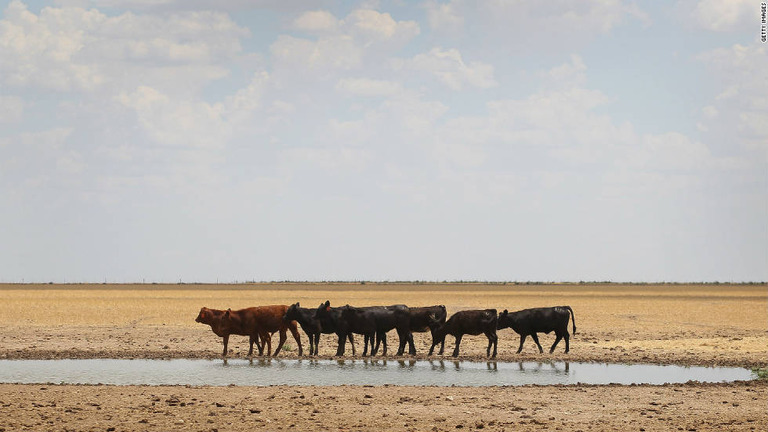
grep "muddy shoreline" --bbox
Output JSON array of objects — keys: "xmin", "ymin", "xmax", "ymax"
[{"xmin": 1, "ymin": 324, "xmax": 765, "ymax": 368}]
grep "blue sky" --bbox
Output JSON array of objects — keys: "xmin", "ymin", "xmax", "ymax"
[{"xmin": 0, "ymin": 0, "xmax": 765, "ymax": 283}]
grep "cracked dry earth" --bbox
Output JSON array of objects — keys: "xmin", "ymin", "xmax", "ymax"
[{"xmin": 0, "ymin": 283, "xmax": 766, "ymax": 431}]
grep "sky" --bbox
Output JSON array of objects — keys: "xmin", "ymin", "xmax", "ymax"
[{"xmin": 0, "ymin": 0, "xmax": 765, "ymax": 283}]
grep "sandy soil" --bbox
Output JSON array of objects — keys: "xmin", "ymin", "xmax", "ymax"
[
  {"xmin": 0, "ymin": 283, "xmax": 766, "ymax": 431},
  {"xmin": 1, "ymin": 381, "xmax": 766, "ymax": 431}
]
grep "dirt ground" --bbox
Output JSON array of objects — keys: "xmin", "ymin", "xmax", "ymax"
[{"xmin": 0, "ymin": 283, "xmax": 766, "ymax": 431}]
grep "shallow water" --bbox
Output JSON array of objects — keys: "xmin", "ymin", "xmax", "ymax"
[{"xmin": 0, "ymin": 359, "xmax": 753, "ymax": 386}]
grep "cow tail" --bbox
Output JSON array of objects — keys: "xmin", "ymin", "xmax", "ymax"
[{"xmin": 565, "ymin": 306, "xmax": 576, "ymax": 335}]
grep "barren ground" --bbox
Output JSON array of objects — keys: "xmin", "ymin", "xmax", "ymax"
[{"xmin": 0, "ymin": 283, "xmax": 766, "ymax": 431}]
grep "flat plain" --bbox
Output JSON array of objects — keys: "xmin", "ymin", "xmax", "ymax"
[{"xmin": 0, "ymin": 282, "xmax": 766, "ymax": 431}]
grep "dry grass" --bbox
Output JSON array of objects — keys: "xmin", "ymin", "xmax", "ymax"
[
  {"xmin": 0, "ymin": 283, "xmax": 765, "ymax": 366},
  {"xmin": 1, "ymin": 283, "xmax": 764, "ymax": 333}
]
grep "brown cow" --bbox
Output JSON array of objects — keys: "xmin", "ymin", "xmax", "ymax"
[{"xmin": 196, "ymin": 305, "xmax": 303, "ymax": 357}]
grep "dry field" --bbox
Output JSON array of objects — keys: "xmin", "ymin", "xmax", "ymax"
[
  {"xmin": 0, "ymin": 283, "xmax": 766, "ymax": 431},
  {"xmin": 1, "ymin": 283, "xmax": 765, "ymax": 365}
]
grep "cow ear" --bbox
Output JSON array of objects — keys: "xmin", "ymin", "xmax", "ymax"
[
  {"xmin": 297, "ymin": 302, "xmax": 300, "ymax": 307},
  {"xmin": 503, "ymin": 309, "xmax": 508, "ymax": 315},
  {"xmin": 324, "ymin": 300, "xmax": 330, "ymax": 308},
  {"xmin": 225, "ymin": 309, "xmax": 231, "ymax": 317}
]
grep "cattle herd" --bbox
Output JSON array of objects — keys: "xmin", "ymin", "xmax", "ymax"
[{"xmin": 195, "ymin": 302, "xmax": 576, "ymax": 359}]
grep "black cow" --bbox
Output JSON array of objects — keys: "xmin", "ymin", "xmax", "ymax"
[
  {"xmin": 406, "ymin": 305, "xmax": 447, "ymax": 355},
  {"xmin": 497, "ymin": 306, "xmax": 576, "ymax": 354},
  {"xmin": 316, "ymin": 301, "xmax": 415, "ymax": 356},
  {"xmin": 429, "ymin": 309, "xmax": 498, "ymax": 358},
  {"xmin": 283, "ymin": 302, "xmax": 355, "ymax": 356}
]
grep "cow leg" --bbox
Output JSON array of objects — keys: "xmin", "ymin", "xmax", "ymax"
[
  {"xmin": 304, "ymin": 330, "xmax": 314, "ymax": 356},
  {"xmin": 264, "ymin": 332, "xmax": 273, "ymax": 357},
  {"xmin": 273, "ymin": 329, "xmax": 288, "ymax": 356},
  {"xmin": 452, "ymin": 334, "xmax": 463, "ymax": 357},
  {"xmin": 551, "ymin": 331, "xmax": 569, "ymax": 353},
  {"xmin": 289, "ymin": 323, "xmax": 303, "ymax": 356},
  {"xmin": 407, "ymin": 332, "xmax": 416, "ymax": 355},
  {"xmin": 549, "ymin": 334, "xmax": 562, "ymax": 353},
  {"xmin": 248, "ymin": 335, "xmax": 256, "ymax": 357},
  {"xmin": 486, "ymin": 331, "xmax": 498, "ymax": 358},
  {"xmin": 254, "ymin": 335, "xmax": 263, "ymax": 355},
  {"xmin": 379, "ymin": 332, "xmax": 387, "ymax": 356},
  {"xmin": 492, "ymin": 332, "xmax": 498, "ymax": 358},
  {"xmin": 517, "ymin": 334, "xmax": 527, "ymax": 354},
  {"xmin": 256, "ymin": 334, "xmax": 265, "ymax": 356},
  {"xmin": 363, "ymin": 334, "xmax": 370, "ymax": 356},
  {"xmin": 336, "ymin": 333, "xmax": 346, "ymax": 356},
  {"xmin": 312, "ymin": 334, "xmax": 320, "ymax": 356},
  {"xmin": 530, "ymin": 333, "xmax": 544, "ymax": 353},
  {"xmin": 396, "ymin": 330, "xmax": 408, "ymax": 356},
  {"xmin": 348, "ymin": 334, "xmax": 356, "ymax": 356},
  {"xmin": 222, "ymin": 335, "xmax": 229, "ymax": 358}
]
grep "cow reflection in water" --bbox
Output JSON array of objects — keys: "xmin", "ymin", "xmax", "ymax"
[
  {"xmin": 516, "ymin": 361, "xmax": 570, "ymax": 374},
  {"xmin": 427, "ymin": 360, "xmax": 499, "ymax": 372}
]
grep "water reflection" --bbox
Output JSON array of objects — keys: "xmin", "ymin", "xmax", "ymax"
[
  {"xmin": 0, "ymin": 359, "xmax": 752, "ymax": 386},
  {"xmin": 514, "ymin": 361, "xmax": 570, "ymax": 375}
]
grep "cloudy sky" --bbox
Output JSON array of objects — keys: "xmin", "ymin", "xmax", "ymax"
[{"xmin": 0, "ymin": 0, "xmax": 765, "ymax": 283}]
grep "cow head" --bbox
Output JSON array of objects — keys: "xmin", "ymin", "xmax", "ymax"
[
  {"xmin": 496, "ymin": 309, "xmax": 512, "ymax": 330},
  {"xmin": 196, "ymin": 307, "xmax": 210, "ymax": 323},
  {"xmin": 315, "ymin": 300, "xmax": 331, "ymax": 319},
  {"xmin": 284, "ymin": 302, "xmax": 300, "ymax": 321},
  {"xmin": 428, "ymin": 313, "xmax": 447, "ymax": 345}
]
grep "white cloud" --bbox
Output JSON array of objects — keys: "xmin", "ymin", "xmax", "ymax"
[
  {"xmin": 690, "ymin": 0, "xmax": 753, "ymax": 31},
  {"xmin": 272, "ymin": 8, "xmax": 419, "ymax": 75},
  {"xmin": 0, "ymin": 1, "xmax": 248, "ymax": 92},
  {"xmin": 542, "ymin": 54, "xmax": 587, "ymax": 88},
  {"xmin": 698, "ymin": 43, "xmax": 768, "ymax": 158},
  {"xmin": 271, "ymin": 34, "xmax": 362, "ymax": 72},
  {"xmin": 280, "ymin": 147, "xmax": 371, "ymax": 172},
  {"xmin": 336, "ymin": 77, "xmax": 402, "ymax": 97},
  {"xmin": 426, "ymin": 54, "xmax": 745, "ymax": 200},
  {"xmin": 0, "ymin": 95, "xmax": 24, "ymax": 123},
  {"xmin": 0, "ymin": 127, "xmax": 76, "ymax": 190},
  {"xmin": 292, "ymin": 10, "xmax": 339, "ymax": 34},
  {"xmin": 402, "ymin": 47, "xmax": 496, "ymax": 90},
  {"xmin": 0, "ymin": 1, "xmax": 104, "ymax": 90},
  {"xmin": 423, "ymin": 0, "xmax": 463, "ymax": 35},
  {"xmin": 116, "ymin": 69, "xmax": 273, "ymax": 150},
  {"xmin": 0, "ymin": 126, "xmax": 72, "ymax": 149},
  {"xmin": 701, "ymin": 105, "xmax": 718, "ymax": 118},
  {"xmin": 117, "ymin": 85, "xmax": 229, "ymax": 150},
  {"xmin": 343, "ymin": 9, "xmax": 419, "ymax": 45},
  {"xmin": 423, "ymin": 0, "xmax": 645, "ymax": 51}
]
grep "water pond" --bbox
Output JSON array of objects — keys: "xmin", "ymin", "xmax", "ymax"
[{"xmin": 0, "ymin": 359, "xmax": 754, "ymax": 386}]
